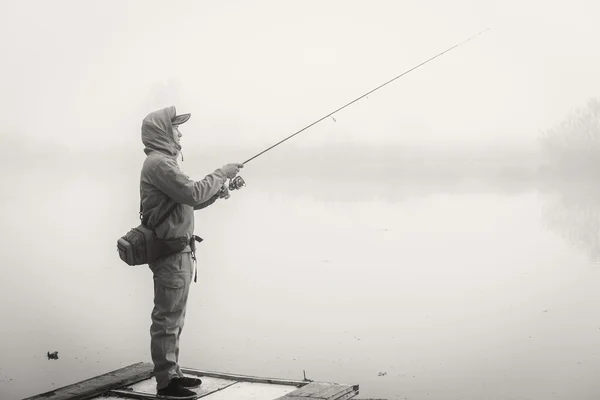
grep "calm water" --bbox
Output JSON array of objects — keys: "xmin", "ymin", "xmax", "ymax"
[{"xmin": 1, "ymin": 173, "xmax": 600, "ymax": 400}]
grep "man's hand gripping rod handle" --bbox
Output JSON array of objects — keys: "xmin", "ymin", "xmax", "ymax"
[{"xmin": 219, "ymin": 175, "xmax": 246, "ymax": 199}]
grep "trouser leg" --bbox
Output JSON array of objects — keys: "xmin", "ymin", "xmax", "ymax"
[{"xmin": 149, "ymin": 252, "xmax": 193, "ymax": 389}]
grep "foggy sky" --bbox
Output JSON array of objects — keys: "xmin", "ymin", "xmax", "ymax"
[
  {"xmin": 3, "ymin": 4, "xmax": 600, "ymax": 399},
  {"xmin": 1, "ymin": 0, "xmax": 599, "ymax": 155}
]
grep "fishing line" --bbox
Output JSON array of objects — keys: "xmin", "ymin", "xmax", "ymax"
[{"xmin": 242, "ymin": 28, "xmax": 490, "ymax": 165}]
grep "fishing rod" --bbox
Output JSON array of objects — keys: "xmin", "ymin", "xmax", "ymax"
[{"xmin": 225, "ymin": 29, "xmax": 490, "ymax": 192}]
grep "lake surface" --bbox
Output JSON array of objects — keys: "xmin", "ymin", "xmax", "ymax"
[{"xmin": 1, "ymin": 172, "xmax": 600, "ymax": 400}]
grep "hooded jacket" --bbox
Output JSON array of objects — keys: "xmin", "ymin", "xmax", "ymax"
[{"xmin": 140, "ymin": 106, "xmax": 227, "ymax": 248}]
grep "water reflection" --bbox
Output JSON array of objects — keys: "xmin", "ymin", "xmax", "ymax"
[
  {"xmin": 539, "ymin": 182, "xmax": 600, "ymax": 263},
  {"xmin": 256, "ymin": 169, "xmax": 600, "ymax": 266}
]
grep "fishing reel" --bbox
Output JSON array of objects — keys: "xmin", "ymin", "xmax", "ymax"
[
  {"xmin": 218, "ymin": 176, "xmax": 245, "ymax": 199},
  {"xmin": 229, "ymin": 176, "xmax": 246, "ymax": 190}
]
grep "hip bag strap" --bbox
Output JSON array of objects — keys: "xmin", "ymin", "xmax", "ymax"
[{"xmin": 190, "ymin": 235, "xmax": 203, "ymax": 283}]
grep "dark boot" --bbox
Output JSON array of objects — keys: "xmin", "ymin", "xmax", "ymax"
[
  {"xmin": 156, "ymin": 379, "xmax": 198, "ymax": 399},
  {"xmin": 172, "ymin": 376, "xmax": 202, "ymax": 388}
]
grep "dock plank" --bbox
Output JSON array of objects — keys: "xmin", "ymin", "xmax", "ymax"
[
  {"xmin": 309, "ymin": 384, "xmax": 358, "ymax": 399},
  {"xmin": 112, "ymin": 381, "xmax": 298, "ymax": 400},
  {"xmin": 181, "ymin": 367, "xmax": 307, "ymax": 387},
  {"xmin": 23, "ymin": 362, "xmax": 154, "ymax": 400},
  {"xmin": 199, "ymin": 381, "xmax": 299, "ymax": 400},
  {"xmin": 274, "ymin": 382, "xmax": 359, "ymax": 400},
  {"xmin": 23, "ymin": 362, "xmax": 358, "ymax": 400},
  {"xmin": 113, "ymin": 375, "xmax": 238, "ymax": 399},
  {"xmin": 330, "ymin": 390, "xmax": 360, "ymax": 400}
]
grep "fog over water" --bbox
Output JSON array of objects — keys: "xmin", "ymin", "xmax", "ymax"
[
  {"xmin": 2, "ymin": 1, "xmax": 600, "ymax": 400},
  {"xmin": 3, "ymin": 141, "xmax": 600, "ymax": 400}
]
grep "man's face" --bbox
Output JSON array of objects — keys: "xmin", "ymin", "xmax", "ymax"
[{"xmin": 172, "ymin": 124, "xmax": 182, "ymax": 145}]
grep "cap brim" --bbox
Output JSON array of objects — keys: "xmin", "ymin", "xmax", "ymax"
[{"xmin": 171, "ymin": 113, "xmax": 191, "ymax": 125}]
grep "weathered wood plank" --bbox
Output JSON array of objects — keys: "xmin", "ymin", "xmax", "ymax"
[
  {"xmin": 105, "ymin": 390, "xmax": 161, "ymax": 400},
  {"xmin": 331, "ymin": 390, "xmax": 360, "ymax": 400},
  {"xmin": 310, "ymin": 385, "xmax": 356, "ymax": 399},
  {"xmin": 315, "ymin": 384, "xmax": 360, "ymax": 399},
  {"xmin": 112, "ymin": 375, "xmax": 238, "ymax": 399},
  {"xmin": 111, "ymin": 387, "xmax": 227, "ymax": 400},
  {"xmin": 274, "ymin": 382, "xmax": 359, "ymax": 400},
  {"xmin": 24, "ymin": 362, "xmax": 358, "ymax": 400},
  {"xmin": 280, "ymin": 382, "xmax": 340, "ymax": 397},
  {"xmin": 181, "ymin": 367, "xmax": 308, "ymax": 387},
  {"xmin": 200, "ymin": 381, "xmax": 299, "ymax": 400},
  {"xmin": 23, "ymin": 362, "xmax": 154, "ymax": 400},
  {"xmin": 112, "ymin": 380, "xmax": 298, "ymax": 400}
]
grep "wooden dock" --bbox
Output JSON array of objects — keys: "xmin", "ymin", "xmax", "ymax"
[{"xmin": 23, "ymin": 362, "xmax": 359, "ymax": 400}]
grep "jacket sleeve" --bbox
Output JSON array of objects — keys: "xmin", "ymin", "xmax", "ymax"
[
  {"xmin": 194, "ymin": 193, "xmax": 219, "ymax": 210},
  {"xmin": 148, "ymin": 157, "xmax": 228, "ymax": 207}
]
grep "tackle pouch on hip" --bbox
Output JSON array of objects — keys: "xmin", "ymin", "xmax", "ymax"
[{"xmin": 117, "ymin": 202, "xmax": 187, "ymax": 266}]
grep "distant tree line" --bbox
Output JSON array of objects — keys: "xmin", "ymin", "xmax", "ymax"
[{"xmin": 538, "ymin": 98, "xmax": 600, "ymax": 178}]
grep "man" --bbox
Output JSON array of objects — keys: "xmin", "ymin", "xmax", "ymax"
[{"xmin": 140, "ymin": 106, "xmax": 243, "ymax": 399}]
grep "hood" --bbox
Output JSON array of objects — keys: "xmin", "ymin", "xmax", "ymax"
[{"xmin": 141, "ymin": 106, "xmax": 181, "ymax": 157}]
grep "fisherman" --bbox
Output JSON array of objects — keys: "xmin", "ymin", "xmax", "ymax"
[{"xmin": 140, "ymin": 106, "xmax": 243, "ymax": 399}]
